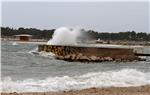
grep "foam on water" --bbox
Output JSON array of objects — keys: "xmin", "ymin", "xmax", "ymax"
[
  {"xmin": 28, "ymin": 47, "xmax": 55, "ymax": 57},
  {"xmin": 12, "ymin": 42, "xmax": 18, "ymax": 46},
  {"xmin": 2, "ymin": 69, "xmax": 150, "ymax": 92},
  {"xmin": 47, "ymin": 27, "xmax": 82, "ymax": 45}
]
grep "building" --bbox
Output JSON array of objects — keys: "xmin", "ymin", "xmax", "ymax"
[
  {"xmin": 96, "ymin": 38, "xmax": 106, "ymax": 44},
  {"xmin": 14, "ymin": 34, "xmax": 32, "ymax": 41}
]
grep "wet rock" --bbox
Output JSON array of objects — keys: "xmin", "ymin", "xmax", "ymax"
[
  {"xmin": 76, "ymin": 53, "xmax": 83, "ymax": 60},
  {"xmin": 100, "ymin": 57, "xmax": 105, "ymax": 61},
  {"xmin": 64, "ymin": 55, "xmax": 71, "ymax": 59},
  {"xmin": 71, "ymin": 54, "xmax": 76, "ymax": 60},
  {"xmin": 55, "ymin": 54, "xmax": 137, "ymax": 62},
  {"xmin": 80, "ymin": 56, "xmax": 90, "ymax": 61},
  {"xmin": 115, "ymin": 58, "xmax": 122, "ymax": 62},
  {"xmin": 90, "ymin": 56, "xmax": 97, "ymax": 61},
  {"xmin": 137, "ymin": 57, "xmax": 147, "ymax": 61},
  {"xmin": 104, "ymin": 57, "xmax": 113, "ymax": 61},
  {"xmin": 56, "ymin": 55, "xmax": 64, "ymax": 60}
]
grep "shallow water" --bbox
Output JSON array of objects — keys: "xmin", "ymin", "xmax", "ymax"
[{"xmin": 1, "ymin": 41, "xmax": 150, "ymax": 92}]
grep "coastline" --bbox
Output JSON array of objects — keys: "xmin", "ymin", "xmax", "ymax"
[
  {"xmin": 1, "ymin": 40, "xmax": 47, "ymax": 45},
  {"xmin": 1, "ymin": 39, "xmax": 150, "ymax": 48},
  {"xmin": 1, "ymin": 37, "xmax": 150, "ymax": 46},
  {"xmin": 2, "ymin": 85, "xmax": 150, "ymax": 95}
]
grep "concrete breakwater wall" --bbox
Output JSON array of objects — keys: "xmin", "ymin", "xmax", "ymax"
[{"xmin": 38, "ymin": 45, "xmax": 137, "ymax": 62}]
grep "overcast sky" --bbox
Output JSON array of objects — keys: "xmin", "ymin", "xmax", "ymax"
[{"xmin": 2, "ymin": 1, "xmax": 149, "ymax": 32}]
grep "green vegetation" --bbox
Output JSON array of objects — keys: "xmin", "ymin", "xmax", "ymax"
[
  {"xmin": 1, "ymin": 27, "xmax": 150, "ymax": 41},
  {"xmin": 85, "ymin": 30, "xmax": 150, "ymax": 41},
  {"xmin": 1, "ymin": 27, "xmax": 55, "ymax": 40}
]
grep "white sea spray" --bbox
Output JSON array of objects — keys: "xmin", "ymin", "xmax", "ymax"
[
  {"xmin": 2, "ymin": 69, "xmax": 150, "ymax": 92},
  {"xmin": 47, "ymin": 27, "xmax": 82, "ymax": 45}
]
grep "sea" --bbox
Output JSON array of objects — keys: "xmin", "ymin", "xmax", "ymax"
[{"xmin": 1, "ymin": 41, "xmax": 150, "ymax": 92}]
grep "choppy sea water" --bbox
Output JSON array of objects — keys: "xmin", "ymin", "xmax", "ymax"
[{"xmin": 1, "ymin": 41, "xmax": 150, "ymax": 92}]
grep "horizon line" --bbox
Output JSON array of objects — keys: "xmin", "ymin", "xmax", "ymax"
[
  {"xmin": 1, "ymin": 26, "xmax": 149, "ymax": 33},
  {"xmin": 2, "ymin": 0, "xmax": 148, "ymax": 2}
]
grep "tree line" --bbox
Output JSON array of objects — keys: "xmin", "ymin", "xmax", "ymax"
[
  {"xmin": 1, "ymin": 27, "xmax": 150, "ymax": 41},
  {"xmin": 1, "ymin": 27, "xmax": 55, "ymax": 40},
  {"xmin": 85, "ymin": 30, "xmax": 150, "ymax": 41}
]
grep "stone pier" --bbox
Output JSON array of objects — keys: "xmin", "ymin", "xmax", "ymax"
[{"xmin": 38, "ymin": 45, "xmax": 137, "ymax": 62}]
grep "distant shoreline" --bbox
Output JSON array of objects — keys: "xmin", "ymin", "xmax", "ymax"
[
  {"xmin": 1, "ymin": 37, "xmax": 150, "ymax": 46},
  {"xmin": 5, "ymin": 40, "xmax": 47, "ymax": 45},
  {"xmin": 2, "ymin": 85, "xmax": 150, "ymax": 95},
  {"xmin": 1, "ymin": 38, "xmax": 47, "ymax": 45}
]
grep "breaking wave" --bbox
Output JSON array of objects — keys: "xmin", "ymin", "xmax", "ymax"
[
  {"xmin": 28, "ymin": 47, "xmax": 55, "ymax": 57},
  {"xmin": 2, "ymin": 69, "xmax": 150, "ymax": 92},
  {"xmin": 47, "ymin": 27, "xmax": 82, "ymax": 45}
]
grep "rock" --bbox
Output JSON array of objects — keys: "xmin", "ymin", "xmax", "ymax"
[
  {"xmin": 55, "ymin": 55, "xmax": 64, "ymax": 60},
  {"xmin": 104, "ymin": 57, "xmax": 113, "ymax": 61},
  {"xmin": 90, "ymin": 56, "xmax": 97, "ymax": 61},
  {"xmin": 99, "ymin": 57, "xmax": 105, "ymax": 61},
  {"xmin": 76, "ymin": 53, "xmax": 83, "ymax": 60},
  {"xmin": 115, "ymin": 58, "xmax": 122, "ymax": 62},
  {"xmin": 71, "ymin": 54, "xmax": 76, "ymax": 60},
  {"xmin": 55, "ymin": 55, "xmax": 59, "ymax": 59},
  {"xmin": 80, "ymin": 56, "xmax": 90, "ymax": 61},
  {"xmin": 138, "ymin": 57, "xmax": 147, "ymax": 61},
  {"xmin": 64, "ymin": 55, "xmax": 71, "ymax": 59}
]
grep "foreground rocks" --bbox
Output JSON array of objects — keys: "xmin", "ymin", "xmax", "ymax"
[
  {"xmin": 55, "ymin": 53, "xmax": 136, "ymax": 62},
  {"xmin": 2, "ymin": 85, "xmax": 150, "ymax": 95}
]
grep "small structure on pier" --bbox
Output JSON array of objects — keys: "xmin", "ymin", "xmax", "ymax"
[{"xmin": 14, "ymin": 34, "xmax": 32, "ymax": 41}]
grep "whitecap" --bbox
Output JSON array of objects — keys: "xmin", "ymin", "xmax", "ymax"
[{"xmin": 1, "ymin": 69, "xmax": 150, "ymax": 92}]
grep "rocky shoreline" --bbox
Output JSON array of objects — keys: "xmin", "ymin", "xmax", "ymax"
[
  {"xmin": 55, "ymin": 53, "xmax": 139, "ymax": 62},
  {"xmin": 38, "ymin": 45, "xmax": 139, "ymax": 62},
  {"xmin": 2, "ymin": 85, "xmax": 150, "ymax": 95}
]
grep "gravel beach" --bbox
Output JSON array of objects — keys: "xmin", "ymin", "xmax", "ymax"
[{"xmin": 2, "ymin": 85, "xmax": 150, "ymax": 95}]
